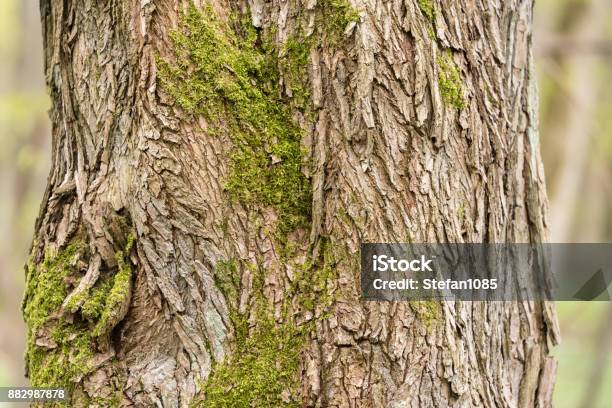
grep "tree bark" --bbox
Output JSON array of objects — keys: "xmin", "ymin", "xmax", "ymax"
[{"xmin": 24, "ymin": 0, "xmax": 559, "ymax": 407}]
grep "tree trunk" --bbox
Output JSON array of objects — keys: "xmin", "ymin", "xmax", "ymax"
[{"xmin": 24, "ymin": 0, "xmax": 559, "ymax": 407}]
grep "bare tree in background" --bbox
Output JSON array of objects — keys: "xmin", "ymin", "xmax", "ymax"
[{"xmin": 23, "ymin": 0, "xmax": 559, "ymax": 406}]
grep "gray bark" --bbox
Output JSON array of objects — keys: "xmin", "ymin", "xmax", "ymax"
[{"xmin": 25, "ymin": 0, "xmax": 559, "ymax": 406}]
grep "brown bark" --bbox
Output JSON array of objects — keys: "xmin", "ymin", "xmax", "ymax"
[{"xmin": 25, "ymin": 0, "xmax": 558, "ymax": 407}]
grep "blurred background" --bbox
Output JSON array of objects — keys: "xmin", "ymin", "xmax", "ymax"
[{"xmin": 0, "ymin": 0, "xmax": 610, "ymax": 407}]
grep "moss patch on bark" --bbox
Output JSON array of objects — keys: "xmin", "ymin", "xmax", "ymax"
[
  {"xmin": 158, "ymin": 4, "xmax": 311, "ymax": 234},
  {"xmin": 417, "ymin": 0, "xmax": 436, "ymax": 22},
  {"xmin": 22, "ymin": 234, "xmax": 134, "ymax": 401},
  {"xmin": 23, "ymin": 241, "xmax": 94, "ymax": 394},
  {"xmin": 93, "ymin": 237, "xmax": 134, "ymax": 337},
  {"xmin": 410, "ymin": 300, "xmax": 442, "ymax": 329},
  {"xmin": 158, "ymin": 1, "xmax": 359, "ymax": 234},
  {"xmin": 159, "ymin": 3, "xmax": 357, "ymax": 406},
  {"xmin": 437, "ymin": 51, "xmax": 465, "ymax": 109},
  {"xmin": 200, "ymin": 262, "xmax": 306, "ymax": 407},
  {"xmin": 281, "ymin": 0, "xmax": 359, "ymax": 109},
  {"xmin": 199, "ymin": 239, "xmax": 339, "ymax": 407}
]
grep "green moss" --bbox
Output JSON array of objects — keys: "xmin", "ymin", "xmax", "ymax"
[
  {"xmin": 22, "ymin": 241, "xmax": 94, "ymax": 397},
  {"xmin": 66, "ymin": 236, "xmax": 133, "ymax": 333},
  {"xmin": 213, "ymin": 259, "xmax": 241, "ymax": 311},
  {"xmin": 201, "ymin": 262, "xmax": 309, "ymax": 407},
  {"xmin": 87, "ymin": 394, "xmax": 122, "ymax": 408},
  {"xmin": 457, "ymin": 202, "xmax": 466, "ymax": 225},
  {"xmin": 159, "ymin": 4, "xmax": 358, "ymax": 405},
  {"xmin": 320, "ymin": 0, "xmax": 360, "ymax": 43},
  {"xmin": 23, "ymin": 242, "xmax": 83, "ymax": 331},
  {"xmin": 158, "ymin": 4, "xmax": 311, "ymax": 233},
  {"xmin": 64, "ymin": 288, "xmax": 86, "ymax": 314},
  {"xmin": 98, "ymin": 237, "xmax": 133, "ymax": 332},
  {"xmin": 291, "ymin": 239, "xmax": 338, "ymax": 314},
  {"xmin": 417, "ymin": 0, "xmax": 436, "ymax": 22},
  {"xmin": 437, "ymin": 51, "xmax": 465, "ymax": 110},
  {"xmin": 199, "ymin": 314, "xmax": 306, "ymax": 407},
  {"xmin": 23, "ymin": 234, "xmax": 135, "ymax": 398},
  {"xmin": 158, "ymin": 1, "xmax": 361, "ymax": 233},
  {"xmin": 281, "ymin": 36, "xmax": 312, "ymax": 110},
  {"xmin": 410, "ymin": 300, "xmax": 442, "ymax": 328},
  {"xmin": 201, "ymin": 239, "xmax": 339, "ymax": 407},
  {"xmin": 416, "ymin": 0, "xmax": 436, "ymax": 39},
  {"xmin": 26, "ymin": 328, "xmax": 94, "ymax": 396},
  {"xmin": 93, "ymin": 256, "xmax": 132, "ymax": 337},
  {"xmin": 80, "ymin": 279, "xmax": 113, "ymax": 321},
  {"xmin": 278, "ymin": 0, "xmax": 358, "ymax": 114}
]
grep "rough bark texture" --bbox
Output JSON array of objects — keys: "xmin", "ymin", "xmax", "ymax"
[{"xmin": 24, "ymin": 0, "xmax": 559, "ymax": 407}]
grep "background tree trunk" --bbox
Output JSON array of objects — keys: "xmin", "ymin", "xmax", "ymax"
[{"xmin": 24, "ymin": 0, "xmax": 559, "ymax": 407}]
